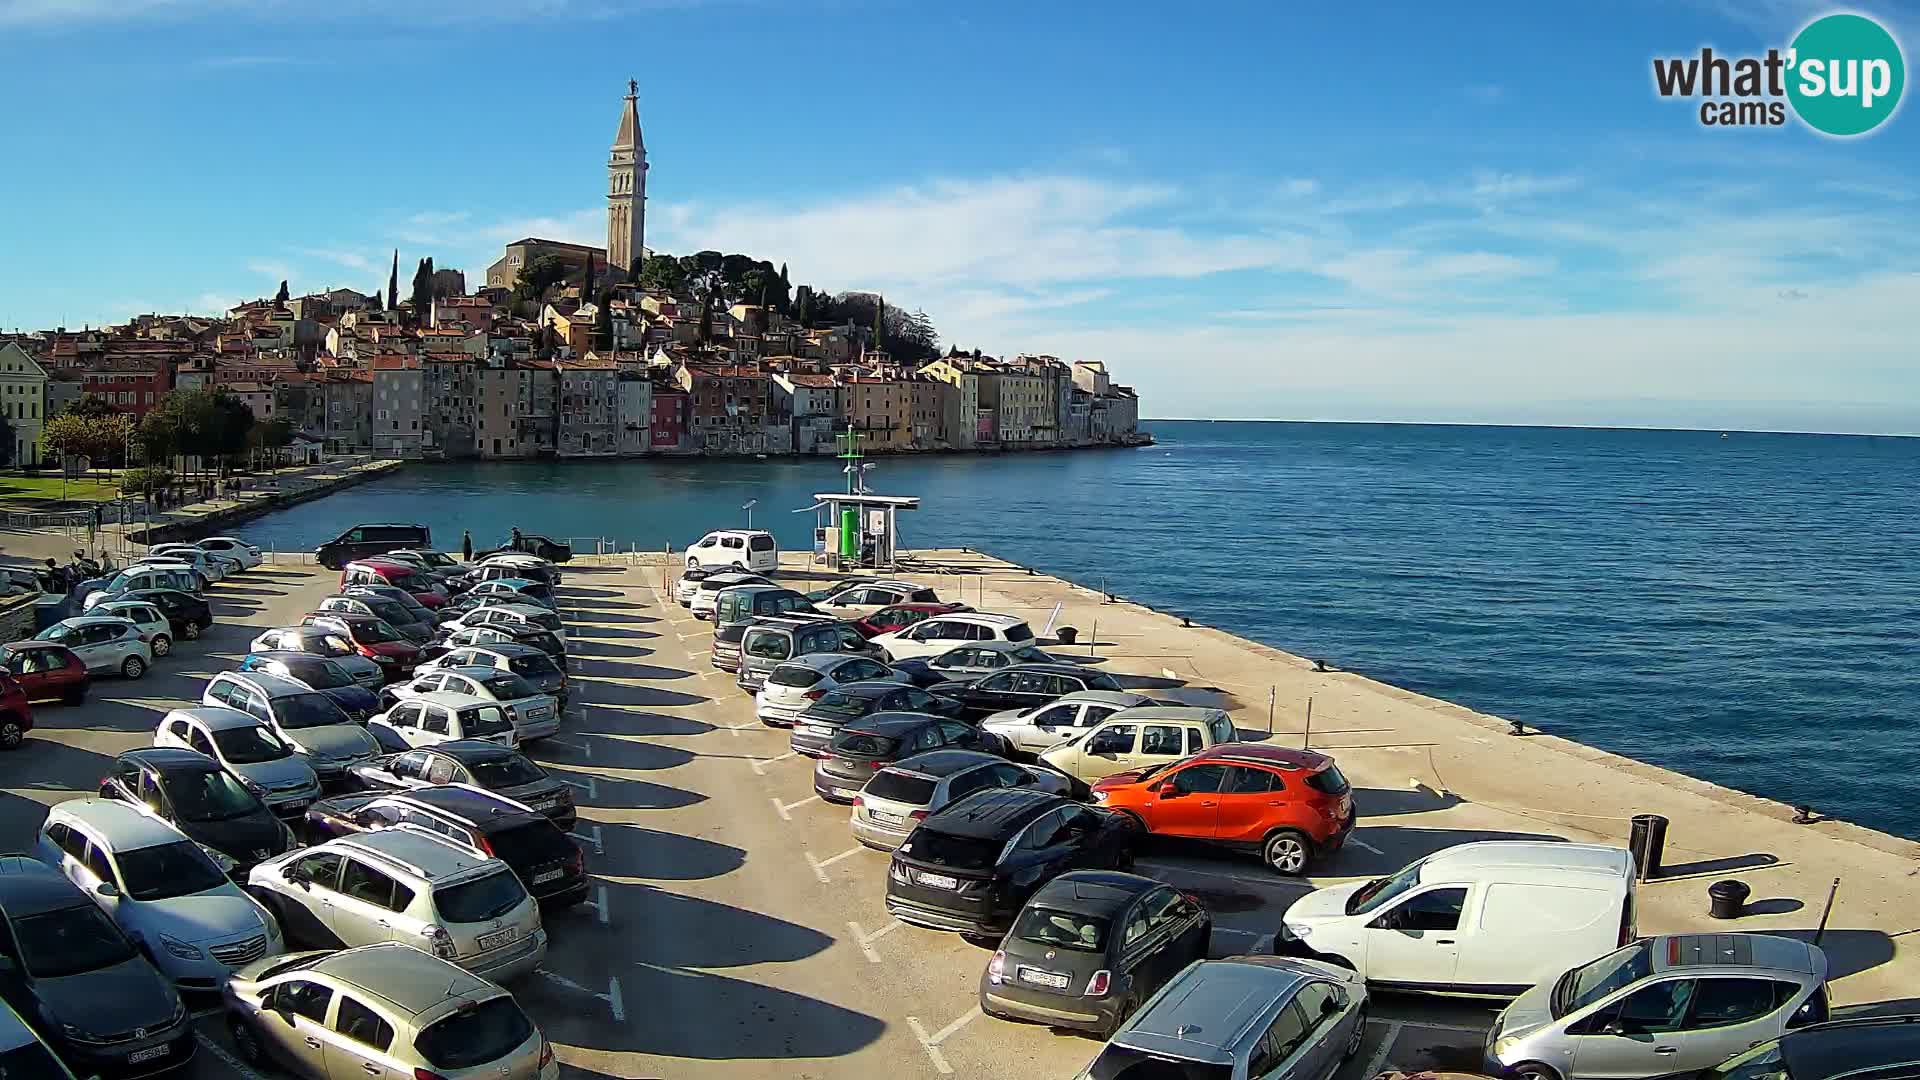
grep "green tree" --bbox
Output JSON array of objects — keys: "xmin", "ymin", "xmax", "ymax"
[
  {"xmin": 513, "ymin": 255, "xmax": 571, "ymax": 303},
  {"xmin": 794, "ymin": 285, "xmax": 813, "ymax": 327},
  {"xmin": 69, "ymin": 396, "xmax": 119, "ymax": 419},
  {"xmin": 873, "ymin": 294, "xmax": 886, "ymax": 352},
  {"xmin": 274, "ymin": 280, "xmax": 290, "ymax": 306},
  {"xmin": 387, "ymin": 249, "xmax": 399, "ymax": 311},
  {"xmin": 411, "ymin": 257, "xmax": 434, "ymax": 324},
  {"xmin": 594, "ymin": 289, "xmax": 614, "ymax": 352},
  {"xmin": 41, "ymin": 413, "xmax": 93, "ymax": 464},
  {"xmin": 137, "ymin": 408, "xmax": 180, "ymax": 463},
  {"xmin": 638, "ymin": 253, "xmax": 687, "ymax": 293},
  {"xmin": 120, "ymin": 466, "xmax": 174, "ymax": 497}
]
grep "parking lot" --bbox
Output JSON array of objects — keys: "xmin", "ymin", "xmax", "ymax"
[{"xmin": 3, "ymin": 552, "xmax": 1846, "ymax": 1078}]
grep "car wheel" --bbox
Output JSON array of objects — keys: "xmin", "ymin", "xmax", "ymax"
[
  {"xmin": 1263, "ymin": 829, "xmax": 1311, "ymax": 875},
  {"xmin": 121, "ymin": 655, "xmax": 146, "ymax": 679},
  {"xmin": 1513, "ymin": 1063, "xmax": 1563, "ymax": 1080},
  {"xmin": 150, "ymin": 634, "xmax": 171, "ymax": 657},
  {"xmin": 183, "ymin": 620, "xmax": 202, "ymax": 640},
  {"xmin": 0, "ymin": 719, "xmax": 22, "ymax": 750},
  {"xmin": 684, "ymin": 558, "xmax": 699, "ymax": 571},
  {"xmin": 228, "ymin": 1016, "xmax": 268, "ymax": 1067},
  {"xmin": 1343, "ymin": 1005, "xmax": 1368, "ymax": 1059}
]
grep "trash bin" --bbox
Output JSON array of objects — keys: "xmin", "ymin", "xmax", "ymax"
[
  {"xmin": 1056, "ymin": 627, "xmax": 1078, "ymax": 646},
  {"xmin": 1629, "ymin": 813, "xmax": 1669, "ymax": 880},
  {"xmin": 1708, "ymin": 879, "xmax": 1751, "ymax": 919}
]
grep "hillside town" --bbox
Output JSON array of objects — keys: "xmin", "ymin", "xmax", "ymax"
[{"xmin": 0, "ymin": 83, "xmax": 1143, "ymax": 466}]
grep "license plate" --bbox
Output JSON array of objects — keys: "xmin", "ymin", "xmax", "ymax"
[
  {"xmin": 533, "ymin": 869, "xmax": 564, "ymax": 884},
  {"xmin": 529, "ymin": 708, "xmax": 550, "ymax": 719},
  {"xmin": 128, "ymin": 1045, "xmax": 170, "ymax": 1065},
  {"xmin": 916, "ymin": 872, "xmax": 958, "ymax": 890},
  {"xmin": 280, "ymin": 800, "xmax": 310, "ymax": 813},
  {"xmin": 477, "ymin": 928, "xmax": 518, "ymax": 951},
  {"xmin": 535, "ymin": 798, "xmax": 560, "ymax": 810},
  {"xmin": 1019, "ymin": 968, "xmax": 1070, "ymax": 989},
  {"xmin": 808, "ymin": 725, "xmax": 835, "ymax": 737},
  {"xmin": 833, "ymin": 787, "xmax": 859, "ymax": 800},
  {"xmin": 870, "ymin": 811, "xmax": 904, "ymax": 826}
]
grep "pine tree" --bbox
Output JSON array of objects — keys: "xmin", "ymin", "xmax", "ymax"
[
  {"xmin": 795, "ymin": 286, "xmax": 812, "ymax": 327},
  {"xmin": 873, "ymin": 295, "xmax": 886, "ymax": 352},
  {"xmin": 387, "ymin": 250, "xmax": 399, "ymax": 311},
  {"xmin": 584, "ymin": 251, "xmax": 596, "ymax": 300},
  {"xmin": 274, "ymin": 280, "xmax": 289, "ymax": 306}
]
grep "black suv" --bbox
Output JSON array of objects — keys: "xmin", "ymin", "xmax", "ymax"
[
  {"xmin": 121, "ymin": 587, "xmax": 213, "ymax": 640},
  {"xmin": 814, "ymin": 712, "xmax": 1009, "ymax": 803},
  {"xmin": 98, "ymin": 748, "xmax": 295, "ymax": 876},
  {"xmin": 315, "ymin": 522, "xmax": 432, "ymax": 570},
  {"xmin": 886, "ymin": 788, "xmax": 1136, "ymax": 937},
  {"xmin": 344, "ymin": 741, "xmax": 575, "ymax": 828},
  {"xmin": 300, "ymin": 785, "xmax": 588, "ymax": 906},
  {"xmin": 791, "ymin": 683, "xmax": 967, "ymax": 758}
]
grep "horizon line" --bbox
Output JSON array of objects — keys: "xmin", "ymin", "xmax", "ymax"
[{"xmin": 1141, "ymin": 417, "xmax": 1920, "ymax": 439}]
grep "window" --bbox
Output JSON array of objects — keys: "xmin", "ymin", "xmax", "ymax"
[
  {"xmin": 1248, "ymin": 1002, "xmax": 1311, "ymax": 1077},
  {"xmin": 1140, "ymin": 725, "xmax": 1185, "ymax": 756},
  {"xmin": 1603, "ymin": 979, "xmax": 1698, "ymax": 1036},
  {"xmin": 1018, "ymin": 811, "xmax": 1064, "ymax": 850},
  {"xmin": 1223, "ymin": 766, "xmax": 1279, "ymax": 794},
  {"xmin": 1086, "ymin": 725, "xmax": 1135, "ymax": 755},
  {"xmin": 1381, "ymin": 887, "xmax": 1467, "ymax": 932},
  {"xmin": 339, "ymin": 859, "xmax": 409, "ymax": 911},
  {"xmin": 1170, "ymin": 764, "xmax": 1227, "ymax": 794},
  {"xmin": 1687, "ymin": 979, "xmax": 1790, "ymax": 1029},
  {"xmin": 295, "ymin": 850, "xmax": 344, "ymax": 888},
  {"xmin": 82, "ymin": 842, "xmax": 115, "ymax": 885},
  {"xmin": 1142, "ymin": 887, "xmax": 1188, "ymax": 929},
  {"xmin": 423, "ymin": 709, "xmax": 450, "ymax": 735},
  {"xmin": 1291, "ymin": 981, "xmax": 1342, "ymax": 1031},
  {"xmin": 275, "ymin": 980, "xmax": 334, "ymax": 1024}
]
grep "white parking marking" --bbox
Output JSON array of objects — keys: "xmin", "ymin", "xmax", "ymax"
[
  {"xmin": 907, "ymin": 1006, "xmax": 980, "ymax": 1075},
  {"xmin": 847, "ymin": 918, "xmax": 903, "ymax": 963},
  {"xmin": 595, "ymin": 884, "xmax": 609, "ymax": 925},
  {"xmin": 723, "ymin": 719, "xmax": 767, "ymax": 738},
  {"xmin": 772, "ymin": 794, "xmax": 821, "ymax": 821},
  {"xmin": 806, "ymin": 846, "xmax": 863, "ymax": 883},
  {"xmin": 1404, "ymin": 1020, "xmax": 1491, "ymax": 1034},
  {"xmin": 556, "ymin": 773, "xmax": 599, "ymax": 798},
  {"xmin": 197, "ymin": 1030, "xmax": 270, "ymax": 1080},
  {"xmin": 750, "ymin": 750, "xmax": 797, "ymax": 775},
  {"xmin": 1211, "ymin": 927, "xmax": 1276, "ymax": 952},
  {"xmin": 1348, "ymin": 838, "xmax": 1384, "ymax": 855},
  {"xmin": 1360, "ymin": 1020, "xmax": 1404, "ymax": 1080},
  {"xmin": 571, "ymin": 824, "xmax": 604, "ymax": 855},
  {"xmin": 536, "ymin": 970, "xmax": 625, "ymax": 1021},
  {"xmin": 543, "ymin": 736, "xmax": 592, "ymax": 757}
]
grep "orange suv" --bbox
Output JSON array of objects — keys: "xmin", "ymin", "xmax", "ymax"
[{"xmin": 1090, "ymin": 743, "xmax": 1354, "ymax": 875}]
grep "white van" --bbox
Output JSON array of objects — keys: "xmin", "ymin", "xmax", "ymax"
[
  {"xmin": 1274, "ymin": 840, "xmax": 1635, "ymax": 996},
  {"xmin": 685, "ymin": 529, "xmax": 778, "ymax": 574}
]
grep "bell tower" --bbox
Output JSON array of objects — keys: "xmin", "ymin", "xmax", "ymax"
[{"xmin": 608, "ymin": 79, "xmax": 648, "ymax": 277}]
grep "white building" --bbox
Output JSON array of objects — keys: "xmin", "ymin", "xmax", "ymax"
[{"xmin": 0, "ymin": 342, "xmax": 49, "ymax": 466}]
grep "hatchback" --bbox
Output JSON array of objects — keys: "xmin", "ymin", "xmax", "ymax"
[
  {"xmin": 885, "ymin": 788, "xmax": 1136, "ymax": 937},
  {"xmin": 121, "ymin": 587, "xmax": 214, "ymax": 642},
  {"xmin": 374, "ymin": 692, "xmax": 519, "ymax": 750},
  {"xmin": 99, "ymin": 747, "xmax": 298, "ymax": 877},
  {"xmin": 82, "ymin": 599, "xmax": 175, "ymax": 656},
  {"xmin": 871, "ymin": 612, "xmax": 1037, "ymax": 662},
  {"xmin": 299, "ymin": 613, "xmax": 421, "ymax": 679},
  {"xmin": 0, "ymin": 642, "xmax": 89, "ymax": 706},
  {"xmin": 433, "ymin": 623, "xmax": 565, "ymax": 664},
  {"xmin": 239, "ymin": 652, "xmax": 383, "ymax": 721},
  {"xmin": 441, "ymin": 602, "xmax": 567, "ymax": 646},
  {"xmin": 385, "ymin": 547, "xmax": 467, "ymax": 576},
  {"xmin": 203, "ymin": 671, "xmax": 381, "ymax": 785},
  {"xmin": 338, "ymin": 559, "xmax": 450, "ymax": 610},
  {"xmin": 1706, "ymin": 1013, "xmax": 1915, "ymax": 1080},
  {"xmin": 196, "ymin": 534, "xmax": 263, "ymax": 570},
  {"xmin": 82, "ymin": 566, "xmax": 200, "ymax": 609},
  {"xmin": 1094, "ymin": 745, "xmax": 1356, "ymax": 875},
  {"xmin": 0, "ymin": 672, "xmax": 33, "ymax": 751},
  {"xmin": 152, "ymin": 706, "xmax": 322, "ymax": 817},
  {"xmin": 385, "ymin": 665, "xmax": 561, "ymax": 741},
  {"xmin": 247, "ymin": 626, "xmax": 384, "ymax": 689},
  {"xmin": 223, "ymin": 942, "xmax": 558, "ymax": 1080},
  {"xmin": 813, "ymin": 712, "xmax": 1007, "ymax": 802},
  {"xmin": 983, "ymin": 690, "xmax": 1164, "ymax": 757},
  {"xmin": 754, "ymin": 653, "xmax": 902, "ymax": 727},
  {"xmin": 931, "ymin": 662, "xmax": 1127, "ymax": 721},
  {"xmin": 854, "ymin": 601, "xmax": 973, "ymax": 639},
  {"xmin": 346, "ymin": 742, "xmax": 575, "ymax": 829},
  {"xmin": 35, "ymin": 616, "xmax": 153, "ymax": 679},
  {"xmin": 466, "ymin": 578, "xmax": 558, "ymax": 610},
  {"xmin": 417, "ymin": 643, "xmax": 569, "ymax": 705},
  {"xmin": 851, "ymin": 750, "xmax": 1074, "ymax": 850},
  {"xmin": 343, "ymin": 582, "xmax": 444, "ymax": 628},
  {"xmin": 315, "ymin": 594, "xmax": 435, "ymax": 644},
  {"xmin": 672, "ymin": 565, "xmax": 716, "ymax": 605},
  {"xmin": 791, "ymin": 682, "xmax": 967, "ymax": 758},
  {"xmin": 806, "ymin": 579, "xmax": 942, "ymax": 618},
  {"xmin": 1487, "ymin": 934, "xmax": 1831, "ymax": 1080},
  {"xmin": 982, "ymin": 871, "xmax": 1213, "ymax": 1037},
  {"xmin": 735, "ymin": 615, "xmax": 877, "ymax": 691},
  {"xmin": 889, "ymin": 639, "xmax": 1061, "ymax": 685}
]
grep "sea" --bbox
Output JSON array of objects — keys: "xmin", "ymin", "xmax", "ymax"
[{"xmin": 240, "ymin": 421, "xmax": 1920, "ymax": 839}]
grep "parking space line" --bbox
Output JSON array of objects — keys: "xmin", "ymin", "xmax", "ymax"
[
  {"xmin": 847, "ymin": 919, "xmax": 904, "ymax": 963},
  {"xmin": 1360, "ymin": 1020, "xmax": 1404, "ymax": 1080},
  {"xmin": 772, "ymin": 794, "xmax": 821, "ymax": 821},
  {"xmin": 556, "ymin": 773, "xmax": 599, "ymax": 798},
  {"xmin": 1401, "ymin": 1020, "xmax": 1491, "ymax": 1034},
  {"xmin": 907, "ymin": 1006, "xmax": 980, "ymax": 1075},
  {"xmin": 197, "ymin": 1030, "xmax": 270, "ymax": 1080},
  {"xmin": 572, "ymin": 824, "xmax": 604, "ymax": 855},
  {"xmin": 1348, "ymin": 838, "xmax": 1384, "ymax": 855},
  {"xmin": 542, "ymin": 736, "xmax": 592, "ymax": 758},
  {"xmin": 1212, "ymin": 927, "xmax": 1275, "ymax": 953},
  {"xmin": 535, "ymin": 970, "xmax": 625, "ymax": 1021},
  {"xmin": 723, "ymin": 719, "xmax": 768, "ymax": 738},
  {"xmin": 751, "ymin": 750, "xmax": 797, "ymax": 775},
  {"xmin": 806, "ymin": 846, "xmax": 863, "ymax": 882}
]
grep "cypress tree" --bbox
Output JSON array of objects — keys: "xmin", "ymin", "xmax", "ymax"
[
  {"xmin": 874, "ymin": 294, "xmax": 885, "ymax": 351},
  {"xmin": 387, "ymin": 250, "xmax": 399, "ymax": 311}
]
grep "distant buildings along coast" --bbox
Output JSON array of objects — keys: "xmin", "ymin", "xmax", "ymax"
[{"xmin": 2, "ymin": 82, "xmax": 1143, "ymax": 461}]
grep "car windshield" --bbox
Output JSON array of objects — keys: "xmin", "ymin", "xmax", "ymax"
[
  {"xmin": 811, "ymin": 692, "xmax": 874, "ymax": 718},
  {"xmin": 507, "ymin": 655, "xmax": 559, "ymax": 679},
  {"xmin": 433, "ymin": 869, "xmax": 527, "ymax": 923},
  {"xmin": 1083, "ymin": 672, "xmax": 1123, "ymax": 691},
  {"xmin": 212, "ymin": 724, "xmax": 293, "ymax": 764},
  {"xmin": 414, "ymin": 996, "xmax": 534, "ymax": 1071},
  {"xmin": 350, "ymin": 620, "xmax": 404, "ymax": 644},
  {"xmin": 11, "ymin": 903, "xmax": 138, "ymax": 978},
  {"xmin": 273, "ymin": 692, "xmax": 352, "ymax": 730},
  {"xmin": 1346, "ymin": 858, "xmax": 1423, "ymax": 916},
  {"xmin": 864, "ymin": 771, "xmax": 937, "ymax": 805},
  {"xmin": 1556, "ymin": 941, "xmax": 1653, "ymax": 1017},
  {"xmin": 905, "ymin": 829, "xmax": 1001, "ymax": 870},
  {"xmin": 307, "ymin": 635, "xmax": 352, "ymax": 657},
  {"xmin": 116, "ymin": 841, "xmax": 229, "ymax": 900},
  {"xmin": 770, "ymin": 666, "xmax": 824, "ymax": 688},
  {"xmin": 1306, "ymin": 764, "xmax": 1352, "ymax": 795},
  {"xmin": 286, "ymin": 661, "xmax": 351, "ymax": 689},
  {"xmin": 469, "ymin": 754, "xmax": 546, "ymax": 788},
  {"xmin": 1011, "ymin": 645, "xmax": 1051, "ymax": 663},
  {"xmin": 481, "ymin": 674, "xmax": 536, "ymax": 699},
  {"xmin": 364, "ymin": 601, "xmax": 412, "ymax": 625},
  {"xmin": 1014, "ymin": 906, "xmax": 1109, "ymax": 952},
  {"xmin": 163, "ymin": 769, "xmax": 263, "ymax": 822}
]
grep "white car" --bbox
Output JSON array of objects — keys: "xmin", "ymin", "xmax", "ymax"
[
  {"xmin": 754, "ymin": 653, "xmax": 904, "ymax": 726},
  {"xmin": 152, "ymin": 707, "xmax": 322, "ymax": 816},
  {"xmin": 147, "ymin": 545, "xmax": 232, "ymax": 582},
  {"xmin": 83, "ymin": 565, "xmax": 200, "ymax": 609},
  {"xmin": 684, "ymin": 528, "xmax": 777, "ymax": 573},
  {"xmin": 81, "ymin": 599, "xmax": 176, "ymax": 657},
  {"xmin": 33, "ymin": 799, "xmax": 283, "ymax": 989},
  {"xmin": 35, "ymin": 616, "xmax": 154, "ymax": 678},
  {"xmin": 440, "ymin": 602, "xmax": 567, "ymax": 645},
  {"xmin": 688, "ymin": 571, "xmax": 769, "ymax": 619},
  {"xmin": 371, "ymin": 691, "xmax": 519, "ymax": 750},
  {"xmin": 195, "ymin": 535, "xmax": 263, "ymax": 571},
  {"xmin": 382, "ymin": 665, "xmax": 561, "ymax": 740},
  {"xmin": 870, "ymin": 612, "xmax": 1038, "ymax": 662},
  {"xmin": 981, "ymin": 690, "xmax": 1164, "ymax": 755},
  {"xmin": 808, "ymin": 579, "xmax": 941, "ymax": 619}
]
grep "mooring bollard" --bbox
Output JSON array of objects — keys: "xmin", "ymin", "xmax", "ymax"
[
  {"xmin": 1708, "ymin": 879, "xmax": 1750, "ymax": 919},
  {"xmin": 1629, "ymin": 814, "xmax": 1669, "ymax": 880}
]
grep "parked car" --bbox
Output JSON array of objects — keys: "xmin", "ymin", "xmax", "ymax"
[
  {"xmin": 440, "ymin": 602, "xmax": 567, "ymax": 647},
  {"xmin": 713, "ymin": 585, "xmax": 815, "ymax": 630},
  {"xmin": 385, "ymin": 547, "xmax": 468, "ymax": 578},
  {"xmin": 455, "ymin": 558, "xmax": 559, "ymax": 592},
  {"xmin": 0, "ymin": 642, "xmax": 88, "ymax": 706},
  {"xmin": 300, "ymin": 786, "xmax": 588, "ymax": 906},
  {"xmin": 672, "ymin": 564, "xmax": 717, "ymax": 605},
  {"xmin": 152, "ymin": 706, "xmax": 322, "ymax": 817},
  {"xmin": 736, "ymin": 615, "xmax": 880, "ymax": 691},
  {"xmin": 1487, "ymin": 934, "xmax": 1830, "ymax": 1080},
  {"xmin": 34, "ymin": 616, "xmax": 153, "ymax": 679},
  {"xmin": 931, "ymin": 662, "xmax": 1128, "ymax": 721},
  {"xmin": 120, "ymin": 587, "xmax": 214, "ymax": 642},
  {"xmin": 1040, "ymin": 706, "xmax": 1241, "ymax": 784},
  {"xmin": 382, "ymin": 665, "xmax": 560, "ymax": 741},
  {"xmin": 299, "ymin": 612, "xmax": 422, "ymax": 679},
  {"xmin": 315, "ymin": 522, "xmax": 432, "ymax": 570},
  {"xmin": 196, "ymin": 534, "xmax": 263, "ymax": 570},
  {"xmin": 33, "ymin": 799, "xmax": 283, "ymax": 990},
  {"xmin": 431, "ymin": 623, "xmax": 566, "ymax": 665},
  {"xmin": 465, "ymin": 578, "xmax": 558, "ymax": 611},
  {"xmin": 372, "ymin": 692, "xmax": 519, "ymax": 750},
  {"xmin": 885, "ymin": 788, "xmax": 1136, "ymax": 937},
  {"xmin": 239, "ymin": 652, "xmax": 383, "ymax": 721},
  {"xmin": 1081, "ymin": 956, "xmax": 1369, "ymax": 1080},
  {"xmin": 982, "ymin": 871, "xmax": 1213, "ymax": 1037},
  {"xmin": 855, "ymin": 601, "xmax": 973, "ymax": 639},
  {"xmin": 684, "ymin": 528, "xmax": 777, "ymax": 573},
  {"xmin": 485, "ymin": 533, "xmax": 572, "ymax": 563},
  {"xmin": 871, "ymin": 612, "xmax": 1039, "ymax": 662},
  {"xmin": 144, "ymin": 544, "xmax": 229, "ymax": 583},
  {"xmin": 983, "ymin": 690, "xmax": 1163, "ymax": 757},
  {"xmin": 98, "ymin": 748, "xmax": 298, "ymax": 878},
  {"xmin": 806, "ymin": 579, "xmax": 943, "ymax": 618},
  {"xmin": 851, "ymin": 750, "xmax": 1074, "ymax": 851},
  {"xmin": 202, "ymin": 671, "xmax": 382, "ymax": 785},
  {"xmin": 0, "ymin": 857, "xmax": 192, "ymax": 1078},
  {"xmin": 1275, "ymin": 840, "xmax": 1638, "ymax": 995},
  {"xmin": 710, "ymin": 622, "xmax": 750, "ymax": 672},
  {"xmin": 791, "ymin": 683, "xmax": 969, "ymax": 759},
  {"xmin": 316, "ymin": 594, "xmax": 434, "ymax": 644},
  {"xmin": 417, "ymin": 643, "xmax": 569, "ymax": 706},
  {"xmin": 754, "ymin": 653, "xmax": 902, "ymax": 727},
  {"xmin": 346, "ymin": 742, "xmax": 575, "ymax": 828},
  {"xmin": 248, "ymin": 625, "xmax": 385, "ymax": 689},
  {"xmin": 1093, "ymin": 744, "xmax": 1355, "ymax": 875},
  {"xmin": 889, "ymin": 639, "xmax": 1065, "ymax": 685},
  {"xmin": 816, "ymin": 713, "xmax": 1011, "ymax": 803},
  {"xmin": 688, "ymin": 571, "xmax": 769, "ymax": 619},
  {"xmin": 343, "ymin": 582, "xmax": 443, "ymax": 628},
  {"xmin": 340, "ymin": 558, "xmax": 447, "ymax": 609},
  {"xmin": 1704, "ymin": 1012, "xmax": 1910, "ymax": 1080},
  {"xmin": 81, "ymin": 599, "xmax": 175, "ymax": 657},
  {"xmin": 0, "ymin": 672, "xmax": 33, "ymax": 751},
  {"xmin": 82, "ymin": 565, "xmax": 201, "ymax": 609}
]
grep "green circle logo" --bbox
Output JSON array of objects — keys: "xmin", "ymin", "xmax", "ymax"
[{"xmin": 1787, "ymin": 13, "xmax": 1905, "ymax": 136}]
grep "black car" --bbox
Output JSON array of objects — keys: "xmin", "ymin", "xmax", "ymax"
[
  {"xmin": 981, "ymin": 871, "xmax": 1212, "ymax": 1036},
  {"xmin": 0, "ymin": 857, "xmax": 194, "ymax": 1077},
  {"xmin": 98, "ymin": 748, "xmax": 295, "ymax": 877},
  {"xmin": 315, "ymin": 522, "xmax": 432, "ymax": 570},
  {"xmin": 1705, "ymin": 1014, "xmax": 1920, "ymax": 1080},
  {"xmin": 238, "ymin": 652, "xmax": 382, "ymax": 721},
  {"xmin": 814, "ymin": 712, "xmax": 1010, "ymax": 804},
  {"xmin": 425, "ymin": 623, "xmax": 565, "ymax": 664},
  {"xmin": 931, "ymin": 663, "xmax": 1127, "ymax": 721},
  {"xmin": 485, "ymin": 534, "xmax": 572, "ymax": 563},
  {"xmin": 300, "ymin": 786, "xmax": 589, "ymax": 906},
  {"xmin": 886, "ymin": 788, "xmax": 1137, "ymax": 937},
  {"xmin": 791, "ymin": 683, "xmax": 969, "ymax": 758},
  {"xmin": 344, "ymin": 741, "xmax": 575, "ymax": 828},
  {"xmin": 120, "ymin": 588, "xmax": 212, "ymax": 640}
]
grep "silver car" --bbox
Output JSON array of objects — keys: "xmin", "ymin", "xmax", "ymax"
[
  {"xmin": 909, "ymin": 639, "xmax": 1062, "ymax": 680},
  {"xmin": 753, "ymin": 653, "xmax": 899, "ymax": 725},
  {"xmin": 152, "ymin": 707, "xmax": 322, "ymax": 817},
  {"xmin": 851, "ymin": 750, "xmax": 1072, "ymax": 850},
  {"xmin": 1487, "ymin": 934, "xmax": 1830, "ymax": 1080},
  {"xmin": 982, "ymin": 690, "xmax": 1163, "ymax": 756},
  {"xmin": 384, "ymin": 666, "xmax": 561, "ymax": 741},
  {"xmin": 223, "ymin": 942, "xmax": 558, "ymax": 1079}
]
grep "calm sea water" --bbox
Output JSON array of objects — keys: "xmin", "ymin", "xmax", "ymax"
[{"xmin": 241, "ymin": 422, "xmax": 1920, "ymax": 837}]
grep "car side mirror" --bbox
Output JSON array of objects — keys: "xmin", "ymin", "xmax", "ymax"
[
  {"xmin": 95, "ymin": 882, "xmax": 119, "ymax": 898},
  {"xmin": 1158, "ymin": 783, "xmax": 1185, "ymax": 798},
  {"xmin": 1321, "ymin": 996, "xmax": 1342, "ymax": 1016}
]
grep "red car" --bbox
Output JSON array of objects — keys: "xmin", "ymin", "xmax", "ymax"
[
  {"xmin": 342, "ymin": 558, "xmax": 448, "ymax": 609},
  {"xmin": 1091, "ymin": 744, "xmax": 1355, "ymax": 875},
  {"xmin": 0, "ymin": 661, "xmax": 39, "ymax": 749},
  {"xmin": 300, "ymin": 612, "xmax": 421, "ymax": 681},
  {"xmin": 0, "ymin": 641, "xmax": 88, "ymax": 709},
  {"xmin": 854, "ymin": 602, "xmax": 972, "ymax": 639}
]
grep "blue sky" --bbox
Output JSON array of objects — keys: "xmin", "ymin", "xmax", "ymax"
[{"xmin": 3, "ymin": 0, "xmax": 1916, "ymax": 431}]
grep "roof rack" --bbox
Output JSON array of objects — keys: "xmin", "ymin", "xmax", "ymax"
[
  {"xmin": 445, "ymin": 782, "xmax": 539, "ymax": 816},
  {"xmin": 337, "ymin": 824, "xmax": 485, "ymax": 874}
]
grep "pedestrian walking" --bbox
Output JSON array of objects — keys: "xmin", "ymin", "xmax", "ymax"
[{"xmin": 461, "ymin": 529, "xmax": 473, "ymax": 561}]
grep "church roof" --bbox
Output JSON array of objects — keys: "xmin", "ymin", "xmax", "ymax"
[{"xmin": 612, "ymin": 81, "xmax": 644, "ymax": 152}]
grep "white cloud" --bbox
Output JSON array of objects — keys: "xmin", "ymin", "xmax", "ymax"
[{"xmin": 295, "ymin": 248, "xmax": 380, "ymax": 274}]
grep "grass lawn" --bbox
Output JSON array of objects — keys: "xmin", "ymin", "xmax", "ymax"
[{"xmin": 0, "ymin": 472, "xmax": 121, "ymax": 510}]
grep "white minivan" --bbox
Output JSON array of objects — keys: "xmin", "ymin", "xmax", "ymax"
[
  {"xmin": 1274, "ymin": 840, "xmax": 1636, "ymax": 996},
  {"xmin": 685, "ymin": 529, "xmax": 778, "ymax": 574}
]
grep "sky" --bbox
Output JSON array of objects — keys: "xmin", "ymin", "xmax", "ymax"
[{"xmin": 2, "ymin": 0, "xmax": 1916, "ymax": 432}]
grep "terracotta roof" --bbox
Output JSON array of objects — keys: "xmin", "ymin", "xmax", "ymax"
[
  {"xmin": 370, "ymin": 355, "xmax": 419, "ymax": 371},
  {"xmin": 784, "ymin": 373, "xmax": 838, "ymax": 388}
]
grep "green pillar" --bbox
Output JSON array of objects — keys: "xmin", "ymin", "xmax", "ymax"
[{"xmin": 839, "ymin": 507, "xmax": 859, "ymax": 559}]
